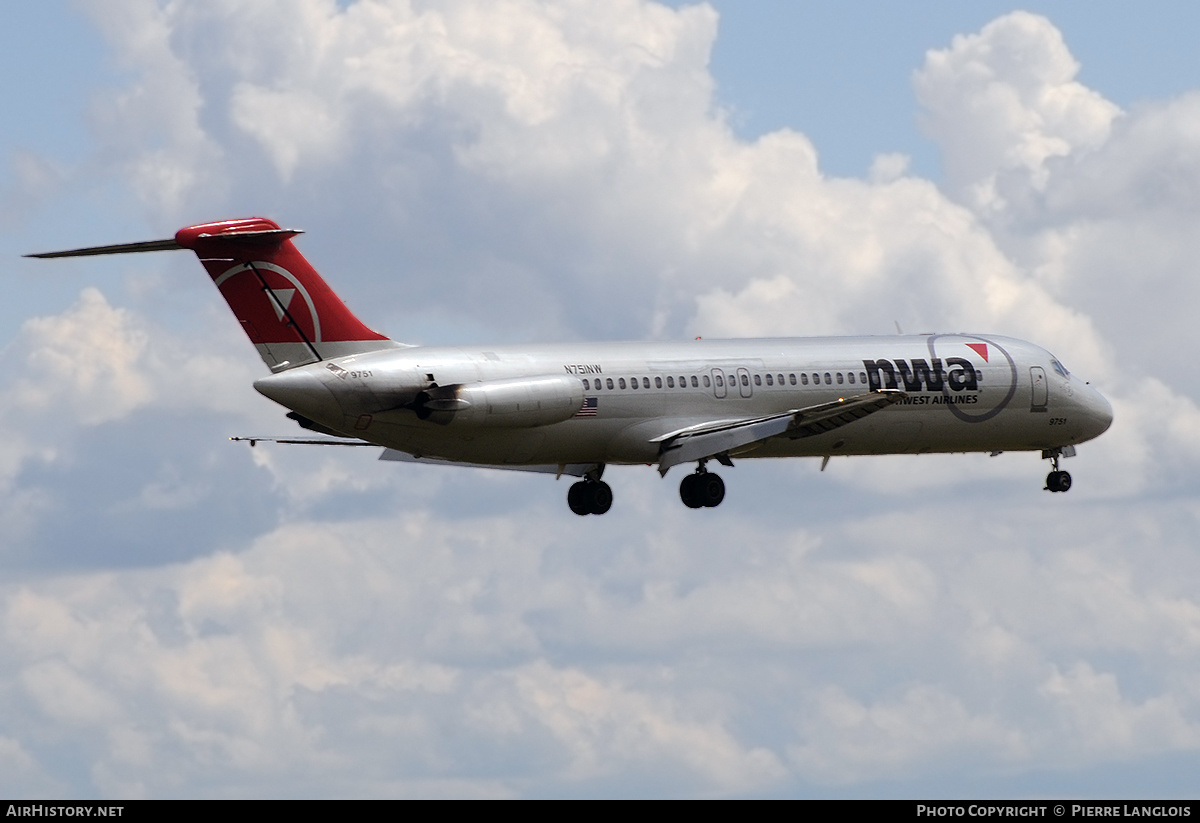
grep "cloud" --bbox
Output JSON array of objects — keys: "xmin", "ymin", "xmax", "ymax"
[
  {"xmin": 12, "ymin": 288, "xmax": 153, "ymax": 425},
  {"xmin": 1040, "ymin": 662, "xmax": 1200, "ymax": 758},
  {"xmin": 5, "ymin": 495, "xmax": 1198, "ymax": 796},
  {"xmin": 0, "ymin": 515, "xmax": 799, "ymax": 796},
  {"xmin": 0, "ymin": 150, "xmax": 64, "ymax": 231},
  {"xmin": 0, "ymin": 285, "xmax": 256, "ymax": 474},
  {"xmin": 789, "ymin": 684, "xmax": 1025, "ymax": 785},
  {"xmin": 914, "ymin": 12, "xmax": 1121, "ymax": 216},
  {"xmin": 80, "ymin": 0, "xmax": 227, "ymax": 214}
]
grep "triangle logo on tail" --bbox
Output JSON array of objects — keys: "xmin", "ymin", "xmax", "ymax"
[
  {"xmin": 966, "ymin": 342, "xmax": 989, "ymax": 362},
  {"xmin": 267, "ymin": 288, "xmax": 296, "ymax": 322}
]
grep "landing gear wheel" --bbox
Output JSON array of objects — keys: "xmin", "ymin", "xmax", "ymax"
[
  {"xmin": 680, "ymin": 472, "xmax": 725, "ymax": 508},
  {"xmin": 1045, "ymin": 470, "xmax": 1072, "ymax": 493},
  {"xmin": 679, "ymin": 474, "xmax": 704, "ymax": 509},
  {"xmin": 588, "ymin": 481, "xmax": 613, "ymax": 515},
  {"xmin": 568, "ymin": 481, "xmax": 591, "ymax": 515},
  {"xmin": 568, "ymin": 480, "xmax": 613, "ymax": 515},
  {"xmin": 697, "ymin": 473, "xmax": 725, "ymax": 507}
]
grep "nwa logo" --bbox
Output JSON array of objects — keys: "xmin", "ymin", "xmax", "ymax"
[{"xmin": 863, "ymin": 343, "xmax": 990, "ymax": 392}]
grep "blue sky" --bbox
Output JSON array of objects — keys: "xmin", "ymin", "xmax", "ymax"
[
  {"xmin": 3, "ymin": 0, "xmax": 1200, "ymax": 799},
  {"xmin": 693, "ymin": 1, "xmax": 1200, "ymax": 178}
]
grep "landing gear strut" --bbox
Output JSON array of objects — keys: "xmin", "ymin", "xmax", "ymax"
[
  {"xmin": 679, "ymin": 461, "xmax": 725, "ymax": 509},
  {"xmin": 568, "ymin": 468, "xmax": 612, "ymax": 516},
  {"xmin": 1043, "ymin": 447, "xmax": 1073, "ymax": 493}
]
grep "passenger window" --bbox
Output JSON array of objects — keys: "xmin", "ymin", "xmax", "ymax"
[
  {"xmin": 754, "ymin": 374, "xmax": 762, "ymax": 386},
  {"xmin": 812, "ymin": 373, "xmax": 820, "ymax": 384},
  {"xmin": 655, "ymin": 376, "xmax": 662, "ymax": 388},
  {"xmin": 582, "ymin": 379, "xmax": 590, "ymax": 390},
  {"xmin": 716, "ymin": 375, "xmax": 724, "ymax": 387},
  {"xmin": 631, "ymin": 377, "xmax": 638, "ymax": 390},
  {"xmin": 847, "ymin": 373, "xmax": 855, "ymax": 385},
  {"xmin": 606, "ymin": 378, "xmax": 614, "ymax": 390},
  {"xmin": 860, "ymin": 372, "xmax": 867, "ymax": 384},
  {"xmin": 667, "ymin": 376, "xmax": 675, "ymax": 388},
  {"xmin": 836, "ymin": 373, "xmax": 844, "ymax": 385},
  {"xmin": 824, "ymin": 373, "xmax": 832, "ymax": 385},
  {"xmin": 619, "ymin": 378, "xmax": 626, "ymax": 389},
  {"xmin": 643, "ymin": 377, "xmax": 650, "ymax": 389},
  {"xmin": 789, "ymin": 374, "xmax": 797, "ymax": 385},
  {"xmin": 765, "ymin": 374, "xmax": 774, "ymax": 386},
  {"xmin": 801, "ymin": 374, "xmax": 808, "ymax": 385}
]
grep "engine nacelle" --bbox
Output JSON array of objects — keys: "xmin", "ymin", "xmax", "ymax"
[{"xmin": 414, "ymin": 375, "xmax": 585, "ymax": 428}]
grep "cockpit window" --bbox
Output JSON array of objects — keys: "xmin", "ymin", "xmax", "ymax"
[{"xmin": 1050, "ymin": 358, "xmax": 1070, "ymax": 378}]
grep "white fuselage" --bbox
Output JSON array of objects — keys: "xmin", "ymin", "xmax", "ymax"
[{"xmin": 253, "ymin": 332, "xmax": 1113, "ymax": 470}]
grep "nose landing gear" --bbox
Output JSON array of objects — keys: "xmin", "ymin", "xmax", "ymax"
[
  {"xmin": 1043, "ymin": 447, "xmax": 1074, "ymax": 493},
  {"xmin": 1046, "ymin": 470, "xmax": 1072, "ymax": 493}
]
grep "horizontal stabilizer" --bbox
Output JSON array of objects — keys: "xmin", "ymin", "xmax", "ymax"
[
  {"xmin": 230, "ymin": 436, "xmax": 374, "ymax": 447},
  {"xmin": 25, "ymin": 227, "xmax": 304, "ymax": 259},
  {"xmin": 25, "ymin": 238, "xmax": 182, "ymax": 258},
  {"xmin": 380, "ymin": 449, "xmax": 598, "ymax": 477},
  {"xmin": 229, "ymin": 438, "xmax": 598, "ymax": 478}
]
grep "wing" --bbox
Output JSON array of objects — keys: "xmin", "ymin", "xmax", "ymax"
[{"xmin": 653, "ymin": 389, "xmax": 906, "ymax": 475}]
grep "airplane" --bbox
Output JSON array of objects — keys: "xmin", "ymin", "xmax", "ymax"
[{"xmin": 28, "ymin": 217, "xmax": 1113, "ymax": 515}]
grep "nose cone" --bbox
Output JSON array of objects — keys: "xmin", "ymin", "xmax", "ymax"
[
  {"xmin": 1079, "ymin": 385, "xmax": 1113, "ymax": 442},
  {"xmin": 253, "ymin": 367, "xmax": 343, "ymax": 427}
]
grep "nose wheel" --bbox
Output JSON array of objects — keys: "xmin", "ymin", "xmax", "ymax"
[
  {"xmin": 568, "ymin": 479, "xmax": 613, "ymax": 515},
  {"xmin": 1043, "ymin": 447, "xmax": 1073, "ymax": 493},
  {"xmin": 680, "ymin": 469, "xmax": 725, "ymax": 509},
  {"xmin": 1046, "ymin": 470, "xmax": 1072, "ymax": 493}
]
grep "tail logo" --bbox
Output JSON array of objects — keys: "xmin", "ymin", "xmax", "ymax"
[
  {"xmin": 268, "ymin": 288, "xmax": 297, "ymax": 322},
  {"xmin": 213, "ymin": 262, "xmax": 323, "ymax": 343}
]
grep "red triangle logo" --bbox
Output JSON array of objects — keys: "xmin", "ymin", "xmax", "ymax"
[{"xmin": 966, "ymin": 342, "xmax": 989, "ymax": 362}]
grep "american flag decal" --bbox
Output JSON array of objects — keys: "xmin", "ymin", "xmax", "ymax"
[{"xmin": 575, "ymin": 397, "xmax": 599, "ymax": 417}]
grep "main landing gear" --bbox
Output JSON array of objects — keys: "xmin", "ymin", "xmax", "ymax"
[
  {"xmin": 565, "ymin": 461, "xmax": 731, "ymax": 514},
  {"xmin": 1043, "ymin": 447, "xmax": 1073, "ymax": 493},
  {"xmin": 679, "ymin": 463, "xmax": 725, "ymax": 509},
  {"xmin": 568, "ymin": 469, "xmax": 613, "ymax": 516}
]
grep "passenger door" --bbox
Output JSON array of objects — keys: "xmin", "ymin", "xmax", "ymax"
[{"xmin": 1030, "ymin": 366, "xmax": 1048, "ymax": 412}]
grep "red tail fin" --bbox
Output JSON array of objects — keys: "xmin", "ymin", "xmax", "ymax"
[
  {"xmin": 28, "ymin": 217, "xmax": 400, "ymax": 371},
  {"xmin": 174, "ymin": 218, "xmax": 398, "ymax": 371}
]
